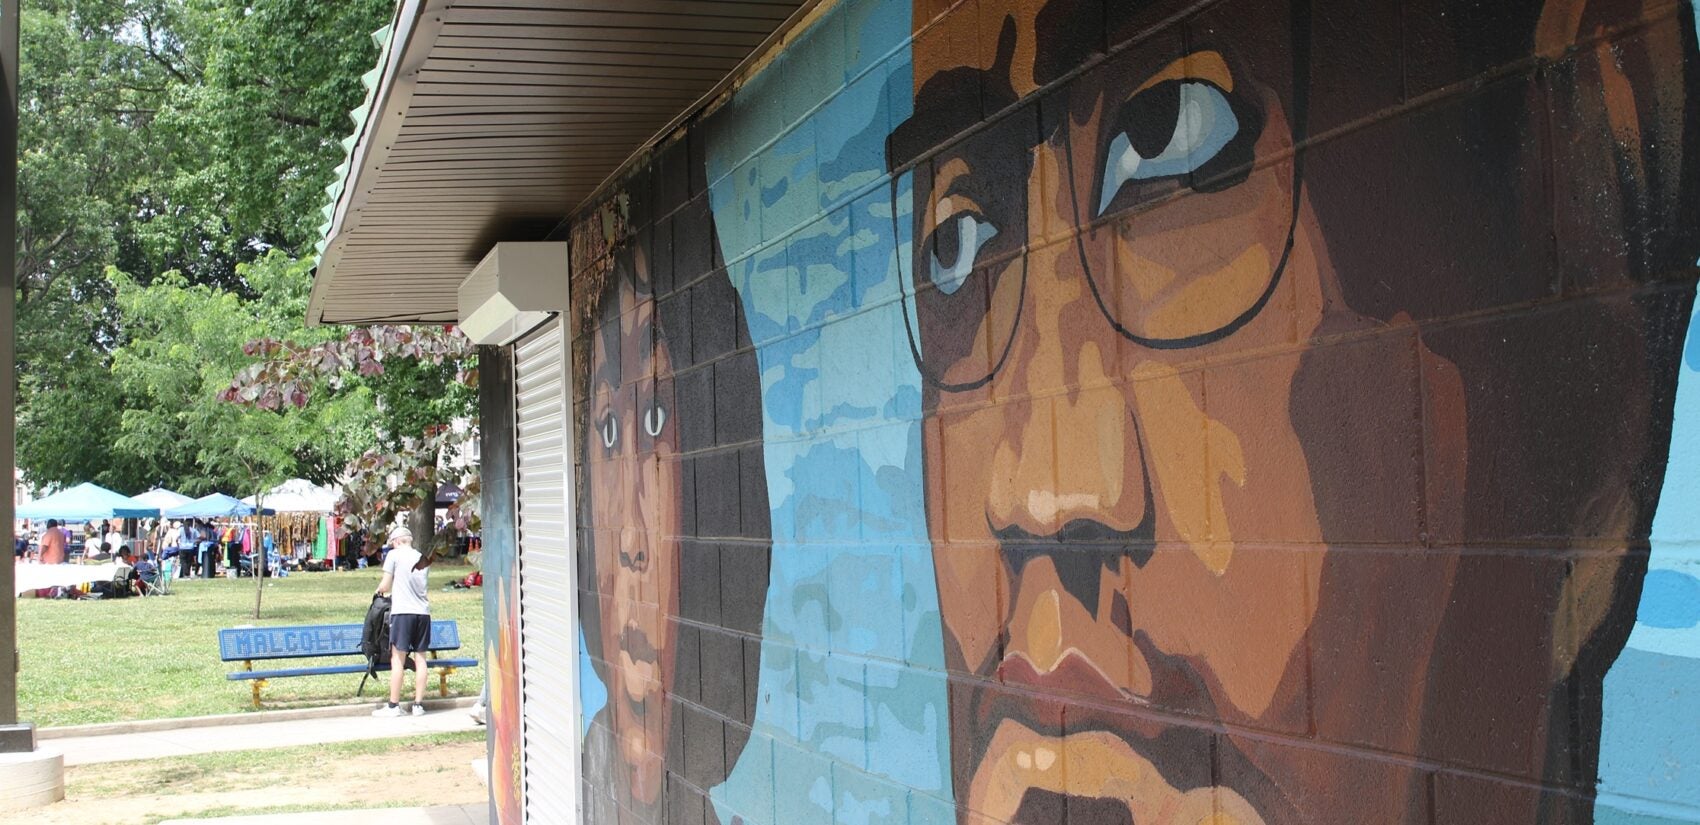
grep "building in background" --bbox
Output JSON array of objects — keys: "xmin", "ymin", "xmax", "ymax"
[{"xmin": 312, "ymin": 1, "xmax": 1700, "ymax": 823}]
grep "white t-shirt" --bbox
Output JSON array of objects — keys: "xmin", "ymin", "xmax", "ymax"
[
  {"xmin": 104, "ymin": 531, "xmax": 125, "ymax": 553},
  {"xmin": 383, "ymin": 546, "xmax": 430, "ymax": 616}
]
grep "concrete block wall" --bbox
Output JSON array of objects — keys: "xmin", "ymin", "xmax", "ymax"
[{"xmin": 560, "ymin": 0, "xmax": 1700, "ymax": 823}]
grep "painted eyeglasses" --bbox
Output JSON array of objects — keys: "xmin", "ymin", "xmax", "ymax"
[{"xmin": 892, "ymin": 52, "xmax": 1307, "ymax": 392}]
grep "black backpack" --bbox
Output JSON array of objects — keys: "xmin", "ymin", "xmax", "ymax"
[
  {"xmin": 357, "ymin": 593, "xmax": 412, "ymax": 694},
  {"xmin": 360, "ymin": 593, "xmax": 391, "ymax": 670}
]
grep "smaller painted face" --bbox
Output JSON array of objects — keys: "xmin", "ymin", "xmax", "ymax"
[{"xmin": 587, "ymin": 273, "xmax": 680, "ymax": 805}]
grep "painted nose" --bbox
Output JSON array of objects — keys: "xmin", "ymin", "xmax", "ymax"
[
  {"xmin": 987, "ymin": 293, "xmax": 1150, "ymax": 536},
  {"xmin": 618, "ymin": 527, "xmax": 648, "ymax": 571}
]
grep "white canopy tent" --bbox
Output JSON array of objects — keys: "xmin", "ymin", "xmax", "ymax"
[
  {"xmin": 239, "ymin": 479, "xmax": 339, "ymax": 514},
  {"xmin": 132, "ymin": 488, "xmax": 193, "ymax": 512}
]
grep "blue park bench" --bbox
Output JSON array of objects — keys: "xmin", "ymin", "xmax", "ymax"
[{"xmin": 218, "ymin": 621, "xmax": 478, "ymax": 709}]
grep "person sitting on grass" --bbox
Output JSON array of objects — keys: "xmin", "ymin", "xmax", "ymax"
[
  {"xmin": 372, "ymin": 525, "xmax": 435, "ymax": 718},
  {"xmin": 115, "ymin": 547, "xmax": 142, "ymax": 595},
  {"xmin": 134, "ymin": 550, "xmax": 158, "ymax": 592},
  {"xmin": 85, "ymin": 548, "xmax": 138, "ymax": 599}
]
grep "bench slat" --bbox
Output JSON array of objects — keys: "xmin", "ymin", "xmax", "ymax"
[
  {"xmin": 218, "ymin": 620, "xmax": 463, "ymax": 661},
  {"xmin": 226, "ymin": 658, "xmax": 478, "ymax": 681},
  {"xmin": 227, "ymin": 664, "xmax": 369, "ymax": 680}
]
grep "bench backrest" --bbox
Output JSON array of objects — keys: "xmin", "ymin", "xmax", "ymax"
[{"xmin": 218, "ymin": 620, "xmax": 462, "ymax": 661}]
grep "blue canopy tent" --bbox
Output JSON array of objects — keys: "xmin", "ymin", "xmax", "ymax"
[
  {"xmin": 16, "ymin": 482, "xmax": 158, "ymax": 521},
  {"xmin": 164, "ymin": 493, "xmax": 274, "ymax": 519},
  {"xmin": 165, "ymin": 494, "xmax": 278, "ymax": 580}
]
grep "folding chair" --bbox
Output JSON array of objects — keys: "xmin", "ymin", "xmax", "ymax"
[
  {"xmin": 139, "ymin": 553, "xmax": 172, "ymax": 596},
  {"xmin": 87, "ymin": 564, "xmax": 134, "ymax": 599}
]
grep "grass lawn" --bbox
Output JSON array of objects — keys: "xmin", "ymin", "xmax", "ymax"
[{"xmin": 17, "ymin": 564, "xmax": 485, "ymax": 727}]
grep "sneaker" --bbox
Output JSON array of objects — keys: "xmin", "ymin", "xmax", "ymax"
[
  {"xmin": 410, "ymin": 704, "xmax": 426, "ymax": 717},
  {"xmin": 470, "ymin": 703, "xmax": 487, "ymax": 726},
  {"xmin": 372, "ymin": 704, "xmax": 404, "ymax": 718}
]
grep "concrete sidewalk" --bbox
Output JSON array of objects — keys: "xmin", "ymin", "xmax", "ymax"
[
  {"xmin": 161, "ymin": 804, "xmax": 488, "ymax": 824},
  {"xmin": 40, "ymin": 698, "xmax": 482, "ymax": 767}
]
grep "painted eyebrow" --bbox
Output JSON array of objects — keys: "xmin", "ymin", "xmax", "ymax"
[
  {"xmin": 591, "ymin": 358, "xmax": 620, "ymax": 392},
  {"xmin": 590, "ymin": 347, "xmax": 621, "ymax": 396},
  {"xmin": 591, "ymin": 296, "xmax": 625, "ymax": 388},
  {"xmin": 929, "ymin": 158, "xmax": 977, "ymax": 208},
  {"xmin": 888, "ymin": 67, "xmax": 996, "ymax": 172},
  {"xmin": 1134, "ymin": 51, "xmax": 1234, "ymax": 96}
]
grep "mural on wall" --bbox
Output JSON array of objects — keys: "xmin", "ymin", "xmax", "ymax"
[
  {"xmin": 705, "ymin": 0, "xmax": 956, "ymax": 823},
  {"xmin": 1598, "ymin": 296, "xmax": 1700, "ymax": 822},
  {"xmin": 571, "ymin": 202, "xmax": 775, "ymax": 825},
  {"xmin": 488, "ymin": 563, "xmax": 523, "ymax": 824},
  {"xmin": 563, "ymin": 0, "xmax": 1700, "ymax": 823},
  {"xmin": 880, "ymin": 0, "xmax": 1698, "ymax": 822}
]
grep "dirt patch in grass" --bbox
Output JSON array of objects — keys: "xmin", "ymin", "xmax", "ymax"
[{"xmin": 32, "ymin": 732, "xmax": 486, "ymax": 824}]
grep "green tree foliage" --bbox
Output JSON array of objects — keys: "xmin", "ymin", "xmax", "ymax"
[
  {"xmin": 15, "ymin": 0, "xmax": 392, "ymax": 493},
  {"xmin": 109, "ymin": 252, "xmax": 377, "ymax": 495},
  {"xmin": 223, "ymin": 325, "xmax": 480, "ymax": 538},
  {"xmin": 146, "ymin": 0, "xmax": 396, "ymax": 256},
  {"xmin": 15, "ymin": 0, "xmax": 478, "ymax": 527}
]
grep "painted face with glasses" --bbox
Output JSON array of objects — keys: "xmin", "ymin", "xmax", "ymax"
[
  {"xmin": 892, "ymin": 2, "xmax": 1453, "ymax": 822},
  {"xmin": 894, "ymin": 0, "xmax": 1700, "ymax": 818}
]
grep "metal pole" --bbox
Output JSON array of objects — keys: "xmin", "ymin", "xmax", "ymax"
[
  {"xmin": 1, "ymin": 0, "xmax": 26, "ymax": 743},
  {"xmin": 253, "ymin": 494, "xmax": 265, "ymax": 619}
]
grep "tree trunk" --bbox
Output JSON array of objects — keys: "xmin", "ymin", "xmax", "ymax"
[
  {"xmin": 253, "ymin": 493, "xmax": 266, "ymax": 620},
  {"xmin": 408, "ymin": 490, "xmax": 435, "ymax": 560}
]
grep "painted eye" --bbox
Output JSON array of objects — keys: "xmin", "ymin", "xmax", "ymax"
[
  {"xmin": 643, "ymin": 403, "xmax": 667, "ymax": 438},
  {"xmin": 1097, "ymin": 81, "xmax": 1240, "ymax": 216},
  {"xmin": 928, "ymin": 211, "xmax": 999, "ymax": 295},
  {"xmin": 600, "ymin": 413, "xmax": 619, "ymax": 450}
]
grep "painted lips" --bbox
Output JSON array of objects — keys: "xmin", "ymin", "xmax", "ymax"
[
  {"xmin": 967, "ymin": 719, "xmax": 1265, "ymax": 825},
  {"xmin": 965, "ymin": 643, "xmax": 1269, "ymax": 824},
  {"xmin": 620, "ymin": 623, "xmax": 659, "ymax": 664},
  {"xmin": 617, "ymin": 623, "xmax": 661, "ymax": 705}
]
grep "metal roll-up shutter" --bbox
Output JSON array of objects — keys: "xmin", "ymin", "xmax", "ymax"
[{"xmin": 513, "ymin": 316, "xmax": 582, "ymax": 824}]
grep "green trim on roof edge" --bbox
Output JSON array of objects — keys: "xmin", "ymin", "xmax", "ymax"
[{"xmin": 315, "ymin": 20, "xmax": 401, "ymax": 265}]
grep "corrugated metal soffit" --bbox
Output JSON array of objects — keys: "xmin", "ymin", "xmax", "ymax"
[{"xmin": 307, "ymin": 0, "xmax": 813, "ymax": 326}]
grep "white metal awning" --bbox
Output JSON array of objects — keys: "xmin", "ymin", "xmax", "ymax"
[{"xmin": 308, "ymin": 0, "xmax": 811, "ymax": 326}]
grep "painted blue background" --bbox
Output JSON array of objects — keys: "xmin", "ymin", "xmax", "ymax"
[
  {"xmin": 1594, "ymin": 19, "xmax": 1700, "ymax": 824},
  {"xmin": 1597, "ymin": 298, "xmax": 1700, "ymax": 825},
  {"xmin": 704, "ymin": 1, "xmax": 955, "ymax": 823}
]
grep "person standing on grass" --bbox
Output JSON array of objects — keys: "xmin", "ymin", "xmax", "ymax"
[
  {"xmin": 103, "ymin": 522, "xmax": 124, "ymax": 559},
  {"xmin": 38, "ymin": 519, "xmax": 66, "ymax": 565},
  {"xmin": 176, "ymin": 520, "xmax": 198, "ymax": 578},
  {"xmin": 372, "ymin": 524, "xmax": 435, "ymax": 717}
]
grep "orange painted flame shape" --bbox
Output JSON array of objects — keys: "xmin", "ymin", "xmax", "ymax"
[{"xmin": 489, "ymin": 568, "xmax": 525, "ymax": 824}]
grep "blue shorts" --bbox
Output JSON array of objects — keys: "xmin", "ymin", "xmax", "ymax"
[{"xmin": 390, "ymin": 614, "xmax": 432, "ymax": 653}]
